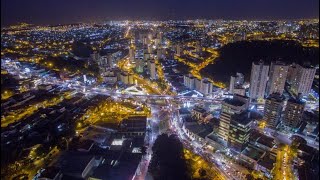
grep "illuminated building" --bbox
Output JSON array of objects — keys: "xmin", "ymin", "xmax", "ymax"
[
  {"xmin": 228, "ymin": 111, "xmax": 252, "ymax": 152},
  {"xmin": 120, "ymin": 72, "xmax": 134, "ymax": 85},
  {"xmin": 183, "ymin": 74, "xmax": 195, "ymax": 89},
  {"xmin": 176, "ymin": 44, "xmax": 182, "ymax": 56},
  {"xmin": 263, "ymin": 93, "xmax": 284, "ymax": 129},
  {"xmin": 144, "ymin": 53, "xmax": 151, "ymax": 62},
  {"xmin": 287, "ymin": 63, "xmax": 298, "ymax": 84},
  {"xmin": 129, "ymin": 46, "xmax": 135, "ymax": 62},
  {"xmin": 102, "ymin": 69, "xmax": 117, "ymax": 84},
  {"xmin": 135, "ymin": 57, "xmax": 144, "ymax": 73},
  {"xmin": 229, "ymin": 72, "xmax": 245, "ymax": 95},
  {"xmin": 218, "ymin": 95, "xmax": 249, "ymax": 143},
  {"xmin": 149, "ymin": 60, "xmax": 156, "ymax": 80},
  {"xmin": 249, "ymin": 60, "xmax": 269, "ymax": 102},
  {"xmin": 184, "ymin": 75, "xmax": 212, "ymax": 95},
  {"xmin": 291, "ymin": 64, "xmax": 316, "ymax": 96},
  {"xmin": 157, "ymin": 48, "xmax": 164, "ymax": 60},
  {"xmin": 195, "ymin": 41, "xmax": 202, "ymax": 53},
  {"xmin": 147, "ymin": 45, "xmax": 152, "ymax": 54},
  {"xmin": 266, "ymin": 61, "xmax": 288, "ymax": 96},
  {"xmin": 200, "ymin": 79, "xmax": 213, "ymax": 95},
  {"xmin": 283, "ymin": 98, "xmax": 305, "ymax": 129}
]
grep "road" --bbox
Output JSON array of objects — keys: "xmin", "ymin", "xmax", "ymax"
[
  {"xmin": 3, "ymin": 56, "xmax": 241, "ymax": 180},
  {"xmin": 273, "ymin": 145, "xmax": 295, "ymax": 180},
  {"xmin": 133, "ymin": 104, "xmax": 164, "ymax": 180}
]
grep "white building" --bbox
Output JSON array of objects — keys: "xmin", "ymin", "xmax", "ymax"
[
  {"xmin": 291, "ymin": 64, "xmax": 316, "ymax": 96},
  {"xmin": 149, "ymin": 60, "xmax": 156, "ymax": 80},
  {"xmin": 183, "ymin": 74, "xmax": 195, "ymax": 89},
  {"xmin": 129, "ymin": 46, "xmax": 135, "ymax": 62},
  {"xmin": 176, "ymin": 44, "xmax": 182, "ymax": 56},
  {"xmin": 157, "ymin": 48, "xmax": 165, "ymax": 60},
  {"xmin": 266, "ymin": 61, "xmax": 288, "ymax": 96},
  {"xmin": 287, "ymin": 63, "xmax": 298, "ymax": 84},
  {"xmin": 102, "ymin": 69, "xmax": 117, "ymax": 84},
  {"xmin": 249, "ymin": 60, "xmax": 269, "ymax": 101},
  {"xmin": 229, "ymin": 72, "xmax": 244, "ymax": 94},
  {"xmin": 200, "ymin": 79, "xmax": 213, "ymax": 95},
  {"xmin": 183, "ymin": 75, "xmax": 212, "ymax": 95},
  {"xmin": 120, "ymin": 72, "xmax": 129, "ymax": 84}
]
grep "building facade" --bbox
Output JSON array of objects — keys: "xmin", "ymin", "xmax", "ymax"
[
  {"xmin": 283, "ymin": 98, "xmax": 305, "ymax": 129},
  {"xmin": 291, "ymin": 64, "xmax": 316, "ymax": 96},
  {"xmin": 218, "ymin": 95, "xmax": 249, "ymax": 142},
  {"xmin": 266, "ymin": 61, "xmax": 288, "ymax": 96},
  {"xmin": 263, "ymin": 93, "xmax": 284, "ymax": 129},
  {"xmin": 249, "ymin": 61, "xmax": 269, "ymax": 101},
  {"xmin": 228, "ymin": 111, "xmax": 252, "ymax": 152}
]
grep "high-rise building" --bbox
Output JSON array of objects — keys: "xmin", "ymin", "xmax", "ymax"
[
  {"xmin": 157, "ymin": 32, "xmax": 163, "ymax": 41},
  {"xmin": 135, "ymin": 57, "xmax": 144, "ymax": 73},
  {"xmin": 183, "ymin": 75, "xmax": 213, "ymax": 95},
  {"xmin": 157, "ymin": 48, "xmax": 164, "ymax": 60},
  {"xmin": 147, "ymin": 45, "xmax": 152, "ymax": 54},
  {"xmin": 229, "ymin": 72, "xmax": 244, "ymax": 94},
  {"xmin": 144, "ymin": 53, "xmax": 151, "ymax": 62},
  {"xmin": 287, "ymin": 63, "xmax": 298, "ymax": 84},
  {"xmin": 266, "ymin": 61, "xmax": 288, "ymax": 96},
  {"xmin": 195, "ymin": 42, "xmax": 202, "ymax": 53},
  {"xmin": 249, "ymin": 60, "xmax": 269, "ymax": 101},
  {"xmin": 218, "ymin": 95, "xmax": 249, "ymax": 142},
  {"xmin": 283, "ymin": 98, "xmax": 305, "ymax": 129},
  {"xmin": 129, "ymin": 46, "xmax": 135, "ymax": 62},
  {"xmin": 195, "ymin": 78, "xmax": 202, "ymax": 92},
  {"xmin": 291, "ymin": 64, "xmax": 316, "ymax": 96},
  {"xmin": 183, "ymin": 74, "xmax": 195, "ymax": 89},
  {"xmin": 102, "ymin": 69, "xmax": 117, "ymax": 84},
  {"xmin": 176, "ymin": 45, "xmax": 182, "ymax": 56},
  {"xmin": 149, "ymin": 60, "xmax": 156, "ymax": 80},
  {"xmin": 263, "ymin": 93, "xmax": 285, "ymax": 129},
  {"xmin": 228, "ymin": 111, "xmax": 252, "ymax": 152},
  {"xmin": 120, "ymin": 72, "xmax": 129, "ymax": 84},
  {"xmin": 200, "ymin": 79, "xmax": 213, "ymax": 95},
  {"xmin": 128, "ymin": 73, "xmax": 134, "ymax": 84}
]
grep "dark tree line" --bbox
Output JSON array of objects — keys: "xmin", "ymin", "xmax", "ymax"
[
  {"xmin": 201, "ymin": 40, "xmax": 319, "ymax": 83},
  {"xmin": 149, "ymin": 134, "xmax": 191, "ymax": 180},
  {"xmin": 71, "ymin": 41, "xmax": 93, "ymax": 58}
]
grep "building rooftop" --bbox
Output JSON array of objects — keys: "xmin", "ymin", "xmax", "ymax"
[
  {"xmin": 185, "ymin": 123, "xmax": 212, "ymax": 138},
  {"xmin": 193, "ymin": 106, "xmax": 207, "ymax": 114},
  {"xmin": 257, "ymin": 153, "xmax": 276, "ymax": 171},
  {"xmin": 266, "ymin": 93, "xmax": 285, "ymax": 102},
  {"xmin": 179, "ymin": 108, "xmax": 191, "ymax": 115},
  {"xmin": 242, "ymin": 145, "xmax": 265, "ymax": 161},
  {"xmin": 231, "ymin": 111, "xmax": 253, "ymax": 126},
  {"xmin": 91, "ymin": 152, "xmax": 141, "ymax": 180},
  {"xmin": 57, "ymin": 151, "xmax": 97, "ymax": 178},
  {"xmin": 253, "ymin": 60, "xmax": 268, "ymax": 66},
  {"xmin": 223, "ymin": 98, "xmax": 246, "ymax": 107},
  {"xmin": 287, "ymin": 98, "xmax": 305, "ymax": 105}
]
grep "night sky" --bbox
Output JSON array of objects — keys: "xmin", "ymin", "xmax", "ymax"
[{"xmin": 1, "ymin": 0, "xmax": 319, "ymax": 26}]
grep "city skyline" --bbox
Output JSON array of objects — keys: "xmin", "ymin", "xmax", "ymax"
[
  {"xmin": 1, "ymin": 0, "xmax": 319, "ymax": 26},
  {"xmin": 1, "ymin": 1, "xmax": 319, "ymax": 180}
]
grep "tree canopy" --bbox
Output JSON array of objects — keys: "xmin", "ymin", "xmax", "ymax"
[
  {"xmin": 201, "ymin": 40, "xmax": 319, "ymax": 83},
  {"xmin": 149, "ymin": 133, "xmax": 191, "ymax": 180}
]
